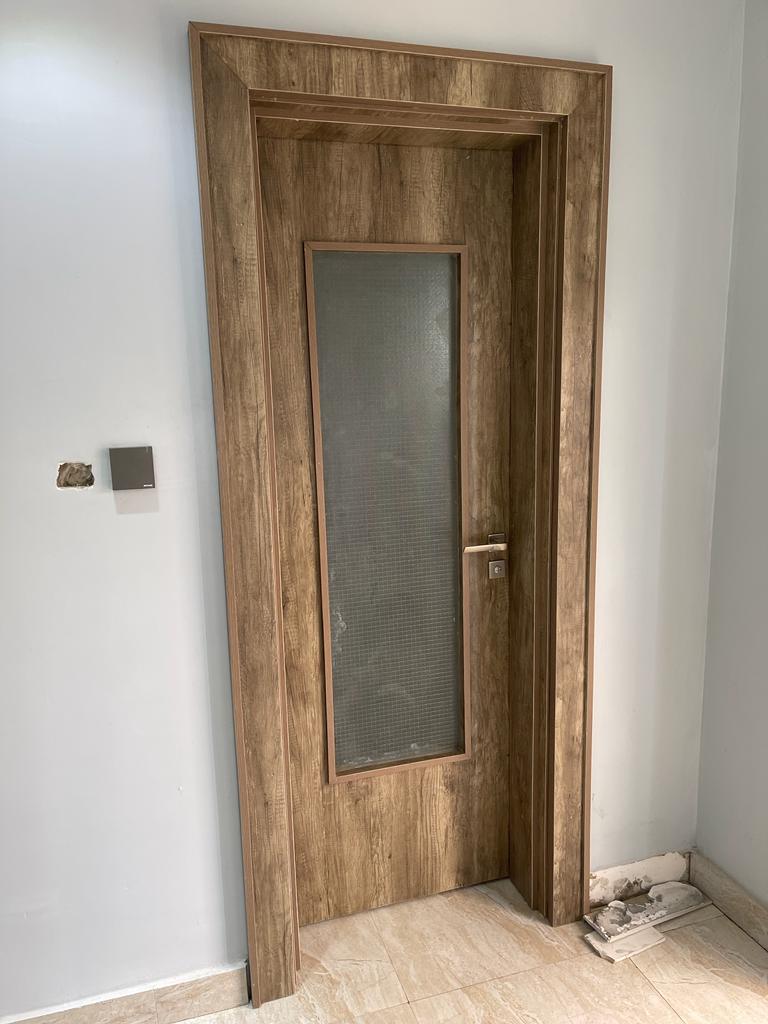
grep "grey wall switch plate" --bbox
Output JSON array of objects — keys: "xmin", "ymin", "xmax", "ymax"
[{"xmin": 109, "ymin": 446, "xmax": 155, "ymax": 490}]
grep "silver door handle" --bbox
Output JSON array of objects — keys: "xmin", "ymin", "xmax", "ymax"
[{"xmin": 463, "ymin": 533, "xmax": 508, "ymax": 555}]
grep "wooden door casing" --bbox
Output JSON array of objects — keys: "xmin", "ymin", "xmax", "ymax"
[
  {"xmin": 190, "ymin": 24, "xmax": 610, "ymax": 1005},
  {"xmin": 259, "ymin": 136, "xmax": 513, "ymax": 925}
]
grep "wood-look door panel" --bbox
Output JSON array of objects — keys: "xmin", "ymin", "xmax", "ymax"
[{"xmin": 259, "ymin": 134, "xmax": 513, "ymax": 925}]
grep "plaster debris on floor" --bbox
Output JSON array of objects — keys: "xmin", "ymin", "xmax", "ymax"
[{"xmin": 584, "ymin": 881, "xmax": 711, "ymax": 943}]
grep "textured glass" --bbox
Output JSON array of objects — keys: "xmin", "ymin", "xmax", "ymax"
[{"xmin": 311, "ymin": 249, "xmax": 463, "ymax": 773}]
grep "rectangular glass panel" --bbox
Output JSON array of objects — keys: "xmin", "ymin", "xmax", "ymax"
[{"xmin": 308, "ymin": 248, "xmax": 464, "ymax": 775}]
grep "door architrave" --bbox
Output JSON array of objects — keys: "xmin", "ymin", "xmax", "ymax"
[{"xmin": 189, "ymin": 22, "xmax": 611, "ymax": 1007}]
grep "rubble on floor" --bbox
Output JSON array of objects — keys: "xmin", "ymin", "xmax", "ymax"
[
  {"xmin": 584, "ymin": 924, "xmax": 666, "ymax": 962},
  {"xmin": 582, "ymin": 881, "xmax": 712, "ymax": 960}
]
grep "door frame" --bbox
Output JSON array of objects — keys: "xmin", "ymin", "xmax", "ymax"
[{"xmin": 189, "ymin": 22, "xmax": 611, "ymax": 1007}]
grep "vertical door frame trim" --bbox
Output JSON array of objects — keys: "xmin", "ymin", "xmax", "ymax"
[{"xmin": 189, "ymin": 22, "xmax": 611, "ymax": 1006}]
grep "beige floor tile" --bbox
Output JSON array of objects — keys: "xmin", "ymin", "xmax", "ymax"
[
  {"xmin": 632, "ymin": 914, "xmax": 768, "ymax": 1023},
  {"xmin": 170, "ymin": 888, "xmax": 768, "ymax": 1024},
  {"xmin": 480, "ymin": 879, "xmax": 592, "ymax": 956},
  {"xmin": 656, "ymin": 904, "xmax": 723, "ymax": 933},
  {"xmin": 247, "ymin": 911, "xmax": 407, "ymax": 1023},
  {"xmin": 691, "ymin": 853, "xmax": 768, "ymax": 952},
  {"xmin": 193, "ymin": 913, "xmax": 406, "ymax": 1024},
  {"xmin": 410, "ymin": 955, "xmax": 681, "ymax": 1023},
  {"xmin": 202, "ymin": 1003, "xmax": 417, "ymax": 1024},
  {"xmin": 154, "ymin": 968, "xmax": 248, "ymax": 1024},
  {"xmin": 340, "ymin": 1006, "xmax": 417, "ymax": 1023},
  {"xmin": 181, "ymin": 1008, "xmax": 251, "ymax": 1024},
  {"xmin": 371, "ymin": 884, "xmax": 592, "ymax": 1002}
]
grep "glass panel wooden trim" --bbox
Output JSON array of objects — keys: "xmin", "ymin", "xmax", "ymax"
[{"xmin": 304, "ymin": 241, "xmax": 471, "ymax": 783}]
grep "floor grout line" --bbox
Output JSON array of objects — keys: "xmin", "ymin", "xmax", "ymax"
[
  {"xmin": 367, "ymin": 911, "xmax": 404, "ymax": 972},
  {"xmin": 407, "ymin": 956, "xmax": 694, "ymax": 1023},
  {"xmin": 629, "ymin": 962, "xmax": 689, "ymax": 1024},
  {"xmin": 272, "ymin": 890, "xmax": 768, "ymax": 1023},
  {"xmin": 364, "ymin": 885, "xmax": 603, "ymax": 1009},
  {"xmin": 360, "ymin": 910, "xmax": 411, "ymax": 1010},
  {"xmin": 706, "ymin": 902, "xmax": 768, "ymax": 953}
]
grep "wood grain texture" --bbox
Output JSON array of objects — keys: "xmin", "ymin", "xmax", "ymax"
[
  {"xmin": 251, "ymin": 91, "xmax": 560, "ymax": 126},
  {"xmin": 193, "ymin": 21, "xmax": 611, "ymax": 74},
  {"xmin": 256, "ymin": 115, "xmax": 536, "ymax": 150},
  {"xmin": 537, "ymin": 121, "xmax": 567, "ymax": 920},
  {"xmin": 190, "ymin": 25, "xmax": 611, "ymax": 999},
  {"xmin": 207, "ymin": 32, "xmax": 595, "ymax": 115},
  {"xmin": 582, "ymin": 71, "xmax": 612, "ymax": 916},
  {"xmin": 508, "ymin": 138, "xmax": 543, "ymax": 908},
  {"xmin": 549, "ymin": 73, "xmax": 610, "ymax": 926},
  {"xmin": 190, "ymin": 29, "xmax": 298, "ymax": 1002},
  {"xmin": 258, "ymin": 134, "xmax": 513, "ymax": 926}
]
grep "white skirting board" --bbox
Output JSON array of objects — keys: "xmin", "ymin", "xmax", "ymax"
[
  {"xmin": 589, "ymin": 851, "xmax": 690, "ymax": 908},
  {"xmin": 691, "ymin": 851, "xmax": 768, "ymax": 952}
]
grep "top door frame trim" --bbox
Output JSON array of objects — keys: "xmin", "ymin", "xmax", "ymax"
[
  {"xmin": 250, "ymin": 91, "xmax": 558, "ymax": 129},
  {"xmin": 189, "ymin": 23, "xmax": 611, "ymax": 1007},
  {"xmin": 192, "ymin": 21, "xmax": 612, "ymax": 74}
]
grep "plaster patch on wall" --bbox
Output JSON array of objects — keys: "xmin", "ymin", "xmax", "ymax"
[
  {"xmin": 57, "ymin": 462, "xmax": 94, "ymax": 489},
  {"xmin": 589, "ymin": 851, "xmax": 690, "ymax": 908}
]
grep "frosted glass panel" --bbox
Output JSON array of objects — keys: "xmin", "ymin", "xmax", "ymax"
[{"xmin": 310, "ymin": 249, "xmax": 463, "ymax": 774}]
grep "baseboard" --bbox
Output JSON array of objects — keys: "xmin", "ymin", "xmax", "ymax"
[
  {"xmin": 589, "ymin": 851, "xmax": 690, "ymax": 908},
  {"xmin": 5, "ymin": 964, "xmax": 248, "ymax": 1024},
  {"xmin": 691, "ymin": 851, "xmax": 768, "ymax": 952}
]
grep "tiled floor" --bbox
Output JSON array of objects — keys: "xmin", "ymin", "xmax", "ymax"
[{"xmin": 192, "ymin": 881, "xmax": 768, "ymax": 1023}]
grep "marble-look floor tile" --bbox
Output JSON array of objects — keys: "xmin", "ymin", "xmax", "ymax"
[
  {"xmin": 289, "ymin": 911, "xmax": 405, "ymax": 1023},
  {"xmin": 632, "ymin": 914, "xmax": 768, "ymax": 1023},
  {"xmin": 691, "ymin": 853, "xmax": 768, "ymax": 952},
  {"xmin": 340, "ymin": 1006, "xmax": 417, "ymax": 1023},
  {"xmin": 480, "ymin": 879, "xmax": 592, "ymax": 956},
  {"xmin": 656, "ymin": 904, "xmax": 723, "ymax": 933},
  {"xmin": 204, "ymin": 912, "xmax": 406, "ymax": 1024},
  {"xmin": 410, "ymin": 955, "xmax": 681, "ymax": 1023},
  {"xmin": 183, "ymin": 1008, "xmax": 252, "ymax": 1024},
  {"xmin": 371, "ymin": 884, "xmax": 593, "ymax": 1002},
  {"xmin": 155, "ymin": 968, "xmax": 247, "ymax": 1024},
  {"xmin": 204, "ymin": 1004, "xmax": 416, "ymax": 1024}
]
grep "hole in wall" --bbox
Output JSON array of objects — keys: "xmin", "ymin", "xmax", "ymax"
[{"xmin": 56, "ymin": 462, "xmax": 94, "ymax": 489}]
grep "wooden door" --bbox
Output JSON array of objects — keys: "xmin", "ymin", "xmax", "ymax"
[{"xmin": 259, "ymin": 134, "xmax": 514, "ymax": 926}]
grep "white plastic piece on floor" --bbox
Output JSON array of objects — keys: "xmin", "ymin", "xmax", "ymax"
[{"xmin": 584, "ymin": 924, "xmax": 666, "ymax": 962}]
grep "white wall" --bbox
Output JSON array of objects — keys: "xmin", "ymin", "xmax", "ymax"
[
  {"xmin": 697, "ymin": 0, "xmax": 768, "ymax": 907},
  {"xmin": 0, "ymin": 0, "xmax": 744, "ymax": 1015}
]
